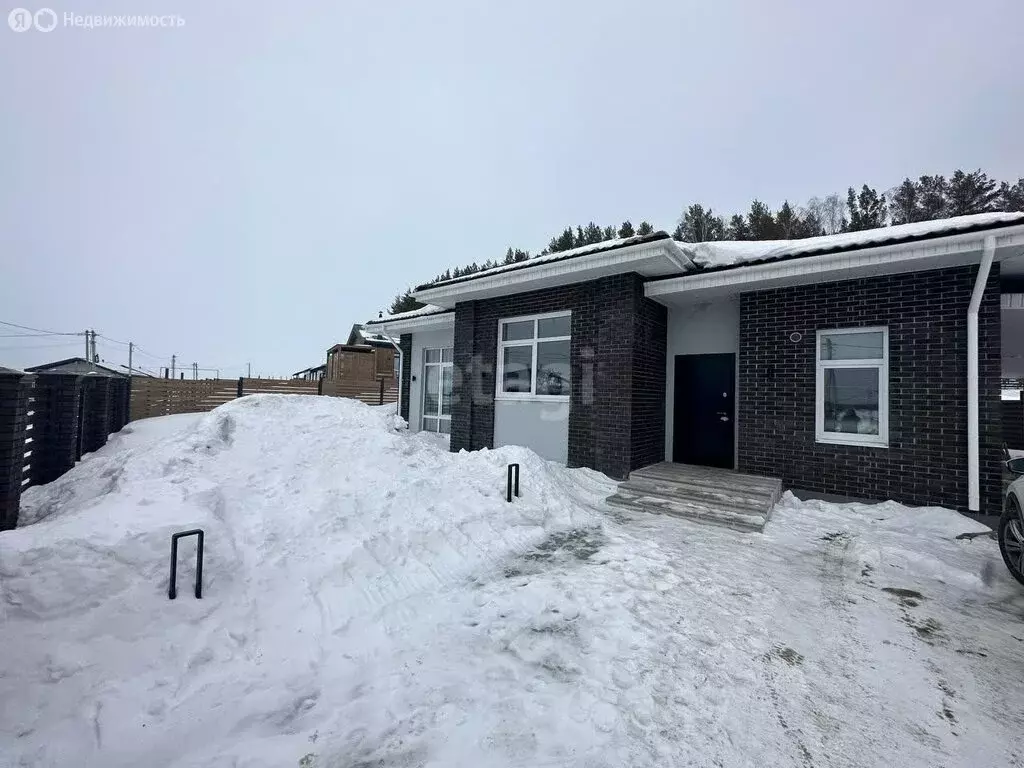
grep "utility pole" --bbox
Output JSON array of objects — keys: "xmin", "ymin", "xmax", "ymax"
[
  {"xmin": 84, "ymin": 329, "xmax": 90, "ymax": 359},
  {"xmin": 128, "ymin": 342, "xmax": 134, "ymax": 376},
  {"xmin": 171, "ymin": 354, "xmax": 176, "ymax": 379},
  {"xmin": 90, "ymin": 330, "xmax": 97, "ymax": 362},
  {"xmin": 247, "ymin": 362, "xmax": 251, "ymax": 378}
]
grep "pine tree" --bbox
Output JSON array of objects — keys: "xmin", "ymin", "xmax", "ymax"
[
  {"xmin": 889, "ymin": 178, "xmax": 922, "ymax": 225},
  {"xmin": 726, "ymin": 214, "xmax": 751, "ymax": 240},
  {"xmin": 389, "ymin": 289, "xmax": 424, "ymax": 315},
  {"xmin": 917, "ymin": 175, "xmax": 949, "ymax": 220},
  {"xmin": 947, "ymin": 169, "xmax": 999, "ymax": 216},
  {"xmin": 576, "ymin": 225, "xmax": 585, "ymax": 247},
  {"xmin": 618, "ymin": 220, "xmax": 636, "ymax": 238},
  {"xmin": 503, "ymin": 247, "xmax": 515, "ymax": 265},
  {"xmin": 798, "ymin": 208, "xmax": 824, "ymax": 238},
  {"xmin": 673, "ymin": 204, "xmax": 724, "ymax": 242},
  {"xmin": 774, "ymin": 201, "xmax": 802, "ymax": 238},
  {"xmin": 583, "ymin": 222, "xmax": 604, "ymax": 245},
  {"xmin": 1000, "ymin": 179, "xmax": 1024, "ymax": 212},
  {"xmin": 747, "ymin": 200, "xmax": 778, "ymax": 239},
  {"xmin": 636, "ymin": 221, "xmax": 655, "ymax": 236},
  {"xmin": 548, "ymin": 227, "xmax": 576, "ymax": 253},
  {"xmin": 602, "ymin": 225, "xmax": 617, "ymax": 241},
  {"xmin": 846, "ymin": 185, "xmax": 886, "ymax": 231}
]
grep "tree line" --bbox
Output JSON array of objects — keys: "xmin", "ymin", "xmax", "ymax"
[{"xmin": 388, "ymin": 168, "xmax": 1024, "ymax": 314}]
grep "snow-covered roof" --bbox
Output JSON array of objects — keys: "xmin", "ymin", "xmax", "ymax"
[
  {"xmin": 0, "ymin": 365, "xmax": 25, "ymax": 375},
  {"xmin": 365, "ymin": 304, "xmax": 452, "ymax": 326},
  {"xmin": 358, "ymin": 327, "xmax": 395, "ymax": 344},
  {"xmin": 415, "ymin": 231, "xmax": 673, "ymax": 291},
  {"xmin": 678, "ymin": 212, "xmax": 1024, "ymax": 270}
]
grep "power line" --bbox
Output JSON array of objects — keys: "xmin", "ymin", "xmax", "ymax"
[
  {"xmin": 0, "ymin": 341, "xmax": 84, "ymax": 351},
  {"xmin": 0, "ymin": 320, "xmax": 84, "ymax": 336}
]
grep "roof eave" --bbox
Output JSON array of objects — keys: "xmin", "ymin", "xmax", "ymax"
[
  {"xmin": 413, "ymin": 240, "xmax": 695, "ymax": 308},
  {"xmin": 646, "ymin": 225, "xmax": 1024, "ymax": 302},
  {"xmin": 372, "ymin": 311, "xmax": 455, "ymax": 335}
]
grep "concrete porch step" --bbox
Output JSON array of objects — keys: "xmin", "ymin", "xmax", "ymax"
[{"xmin": 606, "ymin": 462, "xmax": 783, "ymax": 533}]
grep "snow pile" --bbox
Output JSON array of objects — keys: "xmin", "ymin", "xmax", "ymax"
[
  {"xmin": 0, "ymin": 396, "xmax": 612, "ymax": 768},
  {"xmin": 3, "ymin": 397, "xmax": 1024, "ymax": 767},
  {"xmin": 679, "ymin": 211, "xmax": 1024, "ymax": 269}
]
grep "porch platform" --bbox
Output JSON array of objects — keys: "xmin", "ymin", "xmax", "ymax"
[{"xmin": 605, "ymin": 462, "xmax": 783, "ymax": 532}]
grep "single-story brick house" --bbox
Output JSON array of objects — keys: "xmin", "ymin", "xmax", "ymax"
[{"xmin": 367, "ymin": 213, "xmax": 1024, "ymax": 515}]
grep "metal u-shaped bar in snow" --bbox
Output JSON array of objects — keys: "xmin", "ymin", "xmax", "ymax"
[
  {"xmin": 169, "ymin": 529, "xmax": 205, "ymax": 599},
  {"xmin": 506, "ymin": 463, "xmax": 520, "ymax": 503}
]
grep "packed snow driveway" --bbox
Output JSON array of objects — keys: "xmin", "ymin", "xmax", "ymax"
[{"xmin": 2, "ymin": 396, "xmax": 1023, "ymax": 767}]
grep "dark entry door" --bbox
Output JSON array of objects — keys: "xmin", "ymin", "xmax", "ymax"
[{"xmin": 673, "ymin": 353, "xmax": 735, "ymax": 469}]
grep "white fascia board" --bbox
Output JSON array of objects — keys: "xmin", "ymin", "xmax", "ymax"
[
  {"xmin": 372, "ymin": 312, "xmax": 454, "ymax": 336},
  {"xmin": 413, "ymin": 241, "xmax": 695, "ymax": 308},
  {"xmin": 646, "ymin": 226, "xmax": 1024, "ymax": 300}
]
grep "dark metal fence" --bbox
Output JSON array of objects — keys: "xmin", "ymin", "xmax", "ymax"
[{"xmin": 0, "ymin": 371, "xmax": 132, "ymax": 530}]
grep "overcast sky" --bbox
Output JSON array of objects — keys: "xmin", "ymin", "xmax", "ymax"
[{"xmin": 2, "ymin": 0, "xmax": 1021, "ymax": 376}]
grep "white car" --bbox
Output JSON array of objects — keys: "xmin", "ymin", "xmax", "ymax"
[{"xmin": 1001, "ymin": 465, "xmax": 1024, "ymax": 586}]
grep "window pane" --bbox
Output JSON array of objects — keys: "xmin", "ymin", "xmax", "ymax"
[
  {"xmin": 538, "ymin": 315, "xmax": 570, "ymax": 338},
  {"xmin": 438, "ymin": 418, "xmax": 451, "ymax": 435},
  {"xmin": 820, "ymin": 331, "xmax": 884, "ymax": 360},
  {"xmin": 441, "ymin": 347, "xmax": 453, "ymax": 363},
  {"xmin": 502, "ymin": 345, "xmax": 533, "ymax": 393},
  {"xmin": 441, "ymin": 365, "xmax": 453, "ymax": 416},
  {"xmin": 502, "ymin": 320, "xmax": 534, "ymax": 341},
  {"xmin": 424, "ymin": 348, "xmax": 441, "ymax": 364},
  {"xmin": 424, "ymin": 365, "xmax": 440, "ymax": 417},
  {"xmin": 423, "ymin": 417, "xmax": 438, "ymax": 433},
  {"xmin": 536, "ymin": 340, "xmax": 570, "ymax": 396},
  {"xmin": 822, "ymin": 368, "xmax": 880, "ymax": 435}
]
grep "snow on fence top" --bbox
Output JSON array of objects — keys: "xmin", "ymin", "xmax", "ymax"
[{"xmin": 677, "ymin": 212, "xmax": 1024, "ymax": 270}]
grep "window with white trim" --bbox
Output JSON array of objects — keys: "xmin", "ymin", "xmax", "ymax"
[
  {"xmin": 816, "ymin": 328, "xmax": 888, "ymax": 446},
  {"xmin": 422, "ymin": 347, "xmax": 453, "ymax": 434},
  {"xmin": 497, "ymin": 312, "xmax": 570, "ymax": 398}
]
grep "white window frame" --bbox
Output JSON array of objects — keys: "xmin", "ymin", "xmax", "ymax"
[
  {"xmin": 495, "ymin": 310, "xmax": 571, "ymax": 402},
  {"xmin": 421, "ymin": 347, "xmax": 453, "ymax": 433},
  {"xmin": 815, "ymin": 327, "xmax": 889, "ymax": 447}
]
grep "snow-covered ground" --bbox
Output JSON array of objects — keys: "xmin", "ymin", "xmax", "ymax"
[{"xmin": 2, "ymin": 396, "xmax": 1023, "ymax": 768}]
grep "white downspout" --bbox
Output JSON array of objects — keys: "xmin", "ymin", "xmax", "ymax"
[
  {"xmin": 967, "ymin": 235, "xmax": 997, "ymax": 512},
  {"xmin": 379, "ymin": 323, "xmax": 404, "ymax": 419}
]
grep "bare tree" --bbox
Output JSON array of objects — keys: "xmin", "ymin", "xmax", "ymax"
[{"xmin": 818, "ymin": 193, "xmax": 846, "ymax": 235}]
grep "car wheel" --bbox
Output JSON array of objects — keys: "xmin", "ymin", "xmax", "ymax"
[{"xmin": 998, "ymin": 494, "xmax": 1024, "ymax": 587}]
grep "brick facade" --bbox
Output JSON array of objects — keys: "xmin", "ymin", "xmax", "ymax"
[
  {"xmin": 450, "ymin": 273, "xmax": 666, "ymax": 479},
  {"xmin": 1004, "ymin": 399, "xmax": 1024, "ymax": 449},
  {"xmin": 738, "ymin": 265, "xmax": 1002, "ymax": 514},
  {"xmin": 399, "ymin": 334, "xmax": 412, "ymax": 423}
]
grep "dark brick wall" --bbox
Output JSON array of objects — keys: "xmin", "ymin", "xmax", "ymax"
[
  {"xmin": 399, "ymin": 334, "xmax": 412, "ymax": 423},
  {"xmin": 81, "ymin": 377, "xmax": 112, "ymax": 455},
  {"xmin": 29, "ymin": 374, "xmax": 82, "ymax": 488},
  {"xmin": 0, "ymin": 372, "xmax": 30, "ymax": 530},
  {"xmin": 1005, "ymin": 399, "xmax": 1024, "ymax": 449},
  {"xmin": 630, "ymin": 281, "xmax": 668, "ymax": 470},
  {"xmin": 738, "ymin": 264, "xmax": 1002, "ymax": 514},
  {"xmin": 450, "ymin": 273, "xmax": 666, "ymax": 479}
]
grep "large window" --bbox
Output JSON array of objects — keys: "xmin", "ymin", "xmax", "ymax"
[
  {"xmin": 422, "ymin": 347, "xmax": 453, "ymax": 433},
  {"xmin": 816, "ymin": 328, "xmax": 888, "ymax": 446},
  {"xmin": 497, "ymin": 312, "xmax": 570, "ymax": 399}
]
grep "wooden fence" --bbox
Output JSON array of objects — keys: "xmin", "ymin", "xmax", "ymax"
[
  {"xmin": 322, "ymin": 378, "xmax": 398, "ymax": 407},
  {"xmin": 129, "ymin": 376, "xmax": 397, "ymax": 421},
  {"xmin": 130, "ymin": 377, "xmax": 320, "ymax": 421}
]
